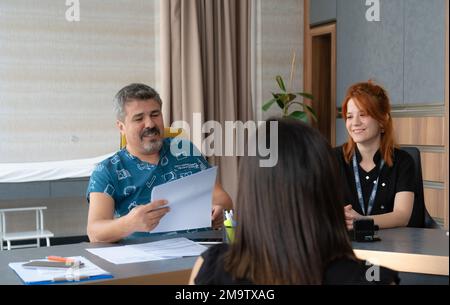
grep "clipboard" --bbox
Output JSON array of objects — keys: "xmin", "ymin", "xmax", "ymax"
[{"xmin": 9, "ymin": 256, "xmax": 113, "ymax": 285}]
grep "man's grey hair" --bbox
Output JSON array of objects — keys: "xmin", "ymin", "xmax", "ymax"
[{"xmin": 114, "ymin": 83, "xmax": 162, "ymax": 121}]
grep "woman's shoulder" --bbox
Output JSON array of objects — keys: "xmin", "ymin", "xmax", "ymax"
[
  {"xmin": 196, "ymin": 244, "xmax": 254, "ymax": 285},
  {"xmin": 392, "ymin": 148, "xmax": 415, "ymax": 168},
  {"xmin": 324, "ymin": 257, "xmax": 400, "ymax": 285},
  {"xmin": 393, "ymin": 147, "xmax": 414, "ymax": 160},
  {"xmin": 200, "ymin": 243, "xmax": 229, "ymax": 260},
  {"xmin": 196, "ymin": 243, "xmax": 248, "ymax": 285}
]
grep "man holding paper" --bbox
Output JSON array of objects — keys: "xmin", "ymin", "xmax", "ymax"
[{"xmin": 86, "ymin": 83, "xmax": 232, "ymax": 242}]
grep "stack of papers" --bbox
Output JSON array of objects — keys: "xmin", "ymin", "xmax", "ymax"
[
  {"xmin": 150, "ymin": 166, "xmax": 217, "ymax": 233},
  {"xmin": 86, "ymin": 237, "xmax": 207, "ymax": 264},
  {"xmin": 9, "ymin": 256, "xmax": 112, "ymax": 285}
]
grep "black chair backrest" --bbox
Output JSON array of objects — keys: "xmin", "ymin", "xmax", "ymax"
[{"xmin": 401, "ymin": 147, "xmax": 440, "ymax": 229}]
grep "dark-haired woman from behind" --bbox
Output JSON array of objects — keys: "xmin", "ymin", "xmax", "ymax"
[{"xmin": 189, "ymin": 118, "xmax": 399, "ymax": 285}]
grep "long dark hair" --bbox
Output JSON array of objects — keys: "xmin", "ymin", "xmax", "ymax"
[{"xmin": 224, "ymin": 118, "xmax": 355, "ymax": 284}]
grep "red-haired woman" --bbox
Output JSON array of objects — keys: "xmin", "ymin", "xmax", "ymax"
[{"xmin": 335, "ymin": 81, "xmax": 415, "ymax": 230}]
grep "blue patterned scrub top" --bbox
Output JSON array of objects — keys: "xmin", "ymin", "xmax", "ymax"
[{"xmin": 86, "ymin": 138, "xmax": 211, "ymax": 239}]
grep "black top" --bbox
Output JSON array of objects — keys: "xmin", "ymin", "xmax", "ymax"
[
  {"xmin": 195, "ymin": 244, "xmax": 400, "ymax": 285},
  {"xmin": 334, "ymin": 146, "xmax": 415, "ymax": 216}
]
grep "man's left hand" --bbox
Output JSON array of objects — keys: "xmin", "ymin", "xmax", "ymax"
[{"xmin": 211, "ymin": 205, "xmax": 224, "ymax": 229}]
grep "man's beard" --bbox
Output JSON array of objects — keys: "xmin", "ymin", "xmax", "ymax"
[
  {"xmin": 141, "ymin": 127, "xmax": 163, "ymax": 154},
  {"xmin": 142, "ymin": 138, "xmax": 163, "ymax": 154}
]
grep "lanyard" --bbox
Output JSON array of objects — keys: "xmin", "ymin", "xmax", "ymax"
[{"xmin": 352, "ymin": 153, "xmax": 385, "ymax": 216}]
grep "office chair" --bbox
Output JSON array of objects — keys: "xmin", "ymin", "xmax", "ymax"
[
  {"xmin": 401, "ymin": 146, "xmax": 440, "ymax": 229},
  {"xmin": 120, "ymin": 128, "xmax": 184, "ymax": 149}
]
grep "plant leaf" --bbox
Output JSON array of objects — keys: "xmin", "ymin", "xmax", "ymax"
[
  {"xmin": 272, "ymin": 93, "xmax": 286, "ymax": 108},
  {"xmin": 276, "ymin": 99, "xmax": 284, "ymax": 109},
  {"xmin": 262, "ymin": 98, "xmax": 277, "ymax": 111},
  {"xmin": 276, "ymin": 75, "xmax": 286, "ymax": 92},
  {"xmin": 287, "ymin": 93, "xmax": 297, "ymax": 102},
  {"xmin": 288, "ymin": 111, "xmax": 307, "ymax": 121},
  {"xmin": 304, "ymin": 104, "xmax": 318, "ymax": 122},
  {"xmin": 296, "ymin": 92, "xmax": 314, "ymax": 100}
]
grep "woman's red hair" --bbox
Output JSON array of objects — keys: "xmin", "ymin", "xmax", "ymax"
[{"xmin": 341, "ymin": 80, "xmax": 396, "ymax": 167}]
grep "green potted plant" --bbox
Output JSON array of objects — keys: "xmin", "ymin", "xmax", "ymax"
[
  {"xmin": 261, "ymin": 53, "xmax": 316, "ymax": 123},
  {"xmin": 262, "ymin": 75, "xmax": 316, "ymax": 123}
]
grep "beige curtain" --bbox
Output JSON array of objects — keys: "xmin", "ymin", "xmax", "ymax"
[{"xmin": 160, "ymin": 0, "xmax": 253, "ymax": 202}]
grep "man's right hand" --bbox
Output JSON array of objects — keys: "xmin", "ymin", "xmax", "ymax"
[{"xmin": 126, "ymin": 200, "xmax": 170, "ymax": 232}]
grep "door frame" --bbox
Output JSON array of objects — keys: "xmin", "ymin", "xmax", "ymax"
[{"xmin": 304, "ymin": 18, "xmax": 336, "ymax": 146}]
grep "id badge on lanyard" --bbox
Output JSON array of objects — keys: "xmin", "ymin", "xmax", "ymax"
[{"xmin": 352, "ymin": 154, "xmax": 385, "ymax": 216}]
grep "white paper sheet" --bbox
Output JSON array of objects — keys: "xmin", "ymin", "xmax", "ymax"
[
  {"xmin": 86, "ymin": 237, "xmax": 207, "ymax": 265},
  {"xmin": 150, "ymin": 166, "xmax": 217, "ymax": 233},
  {"xmin": 8, "ymin": 256, "xmax": 111, "ymax": 284}
]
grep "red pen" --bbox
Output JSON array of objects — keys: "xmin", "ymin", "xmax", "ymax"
[{"xmin": 46, "ymin": 256, "xmax": 75, "ymax": 264}]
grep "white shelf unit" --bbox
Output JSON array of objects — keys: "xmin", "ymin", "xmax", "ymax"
[{"xmin": 0, "ymin": 206, "xmax": 54, "ymax": 251}]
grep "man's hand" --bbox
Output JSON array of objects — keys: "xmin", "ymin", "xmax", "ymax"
[
  {"xmin": 126, "ymin": 200, "xmax": 170, "ymax": 232},
  {"xmin": 344, "ymin": 204, "xmax": 362, "ymax": 230},
  {"xmin": 211, "ymin": 205, "xmax": 224, "ymax": 229}
]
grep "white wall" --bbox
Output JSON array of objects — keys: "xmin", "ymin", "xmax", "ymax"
[{"xmin": 0, "ymin": 0, "xmax": 159, "ymax": 162}]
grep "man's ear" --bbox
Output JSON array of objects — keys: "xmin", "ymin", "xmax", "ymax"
[{"xmin": 116, "ymin": 120, "xmax": 125, "ymax": 134}]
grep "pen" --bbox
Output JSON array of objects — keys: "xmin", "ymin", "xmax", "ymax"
[
  {"xmin": 229, "ymin": 210, "xmax": 236, "ymax": 227},
  {"xmin": 46, "ymin": 256, "xmax": 75, "ymax": 264},
  {"xmin": 224, "ymin": 210, "xmax": 236, "ymax": 227},
  {"xmin": 225, "ymin": 210, "xmax": 232, "ymax": 221},
  {"xmin": 196, "ymin": 241, "xmax": 222, "ymax": 245},
  {"xmin": 52, "ymin": 275, "xmax": 90, "ymax": 282}
]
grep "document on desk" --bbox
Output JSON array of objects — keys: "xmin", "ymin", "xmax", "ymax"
[
  {"xmin": 8, "ymin": 256, "xmax": 112, "ymax": 285},
  {"xmin": 86, "ymin": 237, "xmax": 207, "ymax": 265},
  {"xmin": 150, "ymin": 166, "xmax": 217, "ymax": 233}
]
